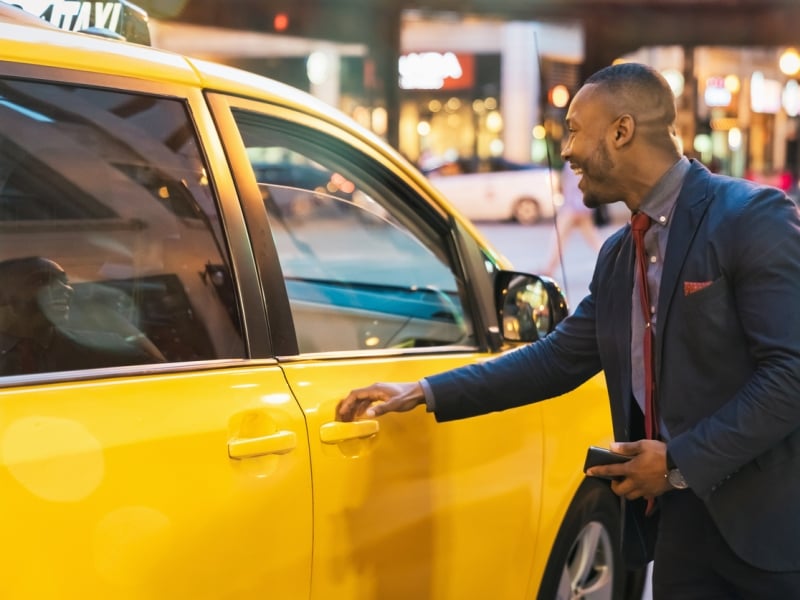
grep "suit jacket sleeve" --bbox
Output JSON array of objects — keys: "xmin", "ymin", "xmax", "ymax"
[{"xmin": 427, "ymin": 285, "xmax": 603, "ymax": 422}]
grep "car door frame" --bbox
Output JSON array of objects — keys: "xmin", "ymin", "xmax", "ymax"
[{"xmin": 205, "ymin": 91, "xmax": 504, "ymax": 358}]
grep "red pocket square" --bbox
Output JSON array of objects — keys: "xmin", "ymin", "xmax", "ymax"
[{"xmin": 684, "ymin": 280, "xmax": 712, "ymax": 296}]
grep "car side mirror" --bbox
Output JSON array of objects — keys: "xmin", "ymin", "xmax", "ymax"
[{"xmin": 494, "ymin": 271, "xmax": 568, "ymax": 343}]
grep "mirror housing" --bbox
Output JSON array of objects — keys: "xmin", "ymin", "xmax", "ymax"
[{"xmin": 494, "ymin": 271, "xmax": 568, "ymax": 343}]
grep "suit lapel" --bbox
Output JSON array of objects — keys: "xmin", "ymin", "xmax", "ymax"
[
  {"xmin": 655, "ymin": 161, "xmax": 713, "ymax": 380},
  {"xmin": 608, "ymin": 223, "xmax": 637, "ymax": 432}
]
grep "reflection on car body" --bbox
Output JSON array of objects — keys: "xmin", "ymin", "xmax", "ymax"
[{"xmin": 252, "ymin": 160, "xmax": 357, "ymax": 218}]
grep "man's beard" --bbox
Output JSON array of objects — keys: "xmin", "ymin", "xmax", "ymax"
[{"xmin": 581, "ymin": 140, "xmax": 617, "ymax": 209}]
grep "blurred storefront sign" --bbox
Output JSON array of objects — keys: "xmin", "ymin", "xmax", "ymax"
[
  {"xmin": 399, "ymin": 52, "xmax": 474, "ymax": 90},
  {"xmin": 704, "ymin": 77, "xmax": 732, "ymax": 108}
]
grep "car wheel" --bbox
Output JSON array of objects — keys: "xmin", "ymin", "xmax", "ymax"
[
  {"xmin": 537, "ymin": 479, "xmax": 642, "ymax": 600},
  {"xmin": 512, "ymin": 197, "xmax": 541, "ymax": 225}
]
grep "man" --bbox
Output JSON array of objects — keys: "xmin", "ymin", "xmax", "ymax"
[
  {"xmin": 0, "ymin": 256, "xmax": 164, "ymax": 374},
  {"xmin": 337, "ymin": 63, "xmax": 800, "ymax": 598}
]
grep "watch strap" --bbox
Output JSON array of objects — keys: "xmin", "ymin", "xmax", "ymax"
[{"xmin": 666, "ymin": 447, "xmax": 677, "ymax": 470}]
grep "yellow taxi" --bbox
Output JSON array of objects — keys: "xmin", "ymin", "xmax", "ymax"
[{"xmin": 0, "ymin": 3, "xmax": 632, "ymax": 598}]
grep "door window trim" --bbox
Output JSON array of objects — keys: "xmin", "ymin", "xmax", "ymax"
[{"xmin": 207, "ymin": 92, "xmax": 492, "ymax": 359}]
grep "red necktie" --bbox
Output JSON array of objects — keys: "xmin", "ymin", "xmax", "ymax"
[
  {"xmin": 631, "ymin": 211, "xmax": 659, "ymax": 441},
  {"xmin": 632, "ymin": 212, "xmax": 658, "ymax": 515}
]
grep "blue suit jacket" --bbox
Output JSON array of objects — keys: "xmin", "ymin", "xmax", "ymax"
[{"xmin": 427, "ymin": 160, "xmax": 800, "ymax": 571}]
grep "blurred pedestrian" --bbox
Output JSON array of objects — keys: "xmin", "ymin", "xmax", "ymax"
[
  {"xmin": 542, "ymin": 160, "xmax": 604, "ymax": 277},
  {"xmin": 337, "ymin": 62, "xmax": 800, "ymax": 599}
]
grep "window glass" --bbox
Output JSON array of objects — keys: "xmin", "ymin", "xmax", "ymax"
[
  {"xmin": 0, "ymin": 79, "xmax": 244, "ymax": 376},
  {"xmin": 232, "ymin": 109, "xmax": 475, "ymax": 354}
]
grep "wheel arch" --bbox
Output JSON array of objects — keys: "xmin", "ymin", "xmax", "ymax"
[
  {"xmin": 533, "ymin": 477, "xmax": 647, "ymax": 600},
  {"xmin": 511, "ymin": 195, "xmax": 543, "ymax": 224}
]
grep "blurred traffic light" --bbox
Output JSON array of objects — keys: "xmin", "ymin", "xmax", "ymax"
[
  {"xmin": 273, "ymin": 11, "xmax": 289, "ymax": 32},
  {"xmin": 548, "ymin": 84, "xmax": 570, "ymax": 108}
]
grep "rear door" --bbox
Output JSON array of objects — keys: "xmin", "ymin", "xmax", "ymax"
[
  {"xmin": 0, "ymin": 68, "xmax": 312, "ymax": 597},
  {"xmin": 211, "ymin": 93, "xmax": 547, "ymax": 599}
]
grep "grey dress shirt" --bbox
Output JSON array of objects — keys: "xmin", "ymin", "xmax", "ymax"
[{"xmin": 631, "ymin": 156, "xmax": 691, "ymax": 438}]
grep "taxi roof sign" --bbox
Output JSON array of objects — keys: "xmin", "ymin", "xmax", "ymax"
[{"xmin": 8, "ymin": 0, "xmax": 150, "ymax": 44}]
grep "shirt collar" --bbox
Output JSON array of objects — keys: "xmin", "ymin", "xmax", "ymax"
[{"xmin": 638, "ymin": 155, "xmax": 691, "ymax": 227}]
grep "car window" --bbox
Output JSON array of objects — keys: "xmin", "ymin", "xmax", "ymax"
[
  {"xmin": 0, "ymin": 78, "xmax": 245, "ymax": 377},
  {"xmin": 231, "ymin": 110, "xmax": 476, "ymax": 354}
]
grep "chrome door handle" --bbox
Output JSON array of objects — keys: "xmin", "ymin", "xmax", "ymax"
[
  {"xmin": 319, "ymin": 420, "xmax": 379, "ymax": 444},
  {"xmin": 228, "ymin": 430, "xmax": 297, "ymax": 459}
]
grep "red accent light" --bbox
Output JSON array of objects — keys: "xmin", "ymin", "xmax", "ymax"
[{"xmin": 273, "ymin": 12, "xmax": 289, "ymax": 32}]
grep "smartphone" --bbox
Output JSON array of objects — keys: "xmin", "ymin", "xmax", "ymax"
[{"xmin": 583, "ymin": 446, "xmax": 632, "ymax": 479}]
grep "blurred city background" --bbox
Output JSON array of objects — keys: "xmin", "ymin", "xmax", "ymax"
[{"xmin": 127, "ymin": 0, "xmax": 800, "ymax": 202}]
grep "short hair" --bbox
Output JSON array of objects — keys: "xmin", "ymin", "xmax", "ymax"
[
  {"xmin": 584, "ymin": 62, "xmax": 676, "ymax": 123},
  {"xmin": 0, "ymin": 256, "xmax": 66, "ymax": 304}
]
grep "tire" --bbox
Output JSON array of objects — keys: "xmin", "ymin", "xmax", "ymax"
[
  {"xmin": 537, "ymin": 479, "xmax": 644, "ymax": 600},
  {"xmin": 512, "ymin": 197, "xmax": 541, "ymax": 225}
]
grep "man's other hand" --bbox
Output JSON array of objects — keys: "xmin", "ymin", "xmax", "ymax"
[
  {"xmin": 586, "ymin": 439, "xmax": 673, "ymax": 498},
  {"xmin": 336, "ymin": 382, "xmax": 425, "ymax": 421}
]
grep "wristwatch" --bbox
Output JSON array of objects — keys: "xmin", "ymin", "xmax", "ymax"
[
  {"xmin": 667, "ymin": 468, "xmax": 689, "ymax": 489},
  {"xmin": 665, "ymin": 448, "xmax": 689, "ymax": 489}
]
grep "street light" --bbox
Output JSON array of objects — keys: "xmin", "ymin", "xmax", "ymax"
[
  {"xmin": 779, "ymin": 48, "xmax": 800, "ymax": 76},
  {"xmin": 549, "ymin": 84, "xmax": 570, "ymax": 108},
  {"xmin": 661, "ymin": 68, "xmax": 684, "ymax": 97}
]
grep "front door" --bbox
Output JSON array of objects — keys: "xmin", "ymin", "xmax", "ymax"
[{"xmin": 214, "ymin": 94, "xmax": 547, "ymax": 599}]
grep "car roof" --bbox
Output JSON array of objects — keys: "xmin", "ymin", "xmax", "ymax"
[
  {"xmin": 0, "ymin": 11, "xmax": 367, "ymax": 127},
  {"xmin": 0, "ymin": 16, "xmax": 197, "ymax": 80}
]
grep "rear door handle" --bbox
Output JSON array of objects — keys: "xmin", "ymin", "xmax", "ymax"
[
  {"xmin": 319, "ymin": 420, "xmax": 379, "ymax": 444},
  {"xmin": 228, "ymin": 430, "xmax": 297, "ymax": 459}
]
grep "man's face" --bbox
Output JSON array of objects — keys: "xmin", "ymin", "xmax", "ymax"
[
  {"xmin": 561, "ymin": 85, "xmax": 620, "ymax": 208},
  {"xmin": 18, "ymin": 265, "xmax": 73, "ymax": 326}
]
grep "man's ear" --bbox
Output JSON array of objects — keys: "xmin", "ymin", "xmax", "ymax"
[{"xmin": 613, "ymin": 114, "xmax": 634, "ymax": 146}]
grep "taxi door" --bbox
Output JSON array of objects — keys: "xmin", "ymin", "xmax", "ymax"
[
  {"xmin": 211, "ymin": 92, "xmax": 547, "ymax": 599},
  {"xmin": 277, "ymin": 217, "xmax": 546, "ymax": 600},
  {"xmin": 283, "ymin": 358, "xmax": 545, "ymax": 600},
  {"xmin": 0, "ymin": 71, "xmax": 313, "ymax": 598}
]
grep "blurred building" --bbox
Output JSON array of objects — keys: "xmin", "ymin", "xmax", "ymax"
[
  {"xmin": 624, "ymin": 46, "xmax": 799, "ymax": 184},
  {"xmin": 149, "ymin": 4, "xmax": 800, "ymax": 185},
  {"xmin": 397, "ymin": 15, "xmax": 582, "ymax": 167},
  {"xmin": 151, "ymin": 12, "xmax": 582, "ymax": 170}
]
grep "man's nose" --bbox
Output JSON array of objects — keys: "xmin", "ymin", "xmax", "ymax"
[{"xmin": 51, "ymin": 279, "xmax": 73, "ymax": 299}]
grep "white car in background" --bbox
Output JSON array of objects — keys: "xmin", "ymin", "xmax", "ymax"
[{"xmin": 425, "ymin": 157, "xmax": 561, "ymax": 225}]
